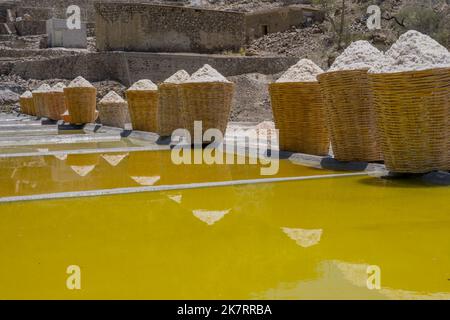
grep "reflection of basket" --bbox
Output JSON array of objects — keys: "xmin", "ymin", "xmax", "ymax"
[
  {"xmin": 126, "ymin": 90, "xmax": 159, "ymax": 132},
  {"xmin": 180, "ymin": 82, "xmax": 234, "ymax": 142},
  {"xmin": 318, "ymin": 70, "xmax": 382, "ymax": 162},
  {"xmin": 32, "ymin": 92, "xmax": 47, "ymax": 118},
  {"xmin": 269, "ymin": 82, "xmax": 329, "ymax": 155},
  {"xmin": 369, "ymin": 68, "xmax": 450, "ymax": 173},
  {"xmin": 46, "ymin": 92, "xmax": 67, "ymax": 120},
  {"xmin": 98, "ymin": 100, "xmax": 129, "ymax": 129},
  {"xmin": 63, "ymin": 87, "xmax": 97, "ymax": 124},
  {"xmin": 158, "ymin": 83, "xmax": 184, "ymax": 137},
  {"xmin": 19, "ymin": 97, "xmax": 35, "ymax": 116}
]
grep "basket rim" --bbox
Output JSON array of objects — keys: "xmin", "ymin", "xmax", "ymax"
[
  {"xmin": 318, "ymin": 68, "xmax": 370, "ymax": 79},
  {"xmin": 63, "ymin": 87, "xmax": 96, "ymax": 92},
  {"xmin": 180, "ymin": 82, "xmax": 235, "ymax": 87},
  {"xmin": 269, "ymin": 81, "xmax": 320, "ymax": 86},
  {"xmin": 368, "ymin": 66, "xmax": 450, "ymax": 77}
]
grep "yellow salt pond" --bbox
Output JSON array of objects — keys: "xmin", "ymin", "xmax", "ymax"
[
  {"xmin": 0, "ymin": 150, "xmax": 337, "ymax": 198},
  {"xmin": 0, "ymin": 173, "xmax": 449, "ymax": 299}
]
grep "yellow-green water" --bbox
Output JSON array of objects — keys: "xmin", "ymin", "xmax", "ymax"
[
  {"xmin": 0, "ymin": 171, "xmax": 449, "ymax": 299},
  {"xmin": 0, "ymin": 150, "xmax": 335, "ymax": 197}
]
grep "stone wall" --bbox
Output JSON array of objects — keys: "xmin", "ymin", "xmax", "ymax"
[
  {"xmin": 6, "ymin": 52, "xmax": 297, "ymax": 85},
  {"xmin": 95, "ymin": 3, "xmax": 246, "ymax": 53}
]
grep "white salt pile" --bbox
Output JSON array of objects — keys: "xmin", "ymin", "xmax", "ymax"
[
  {"xmin": 329, "ymin": 40, "xmax": 387, "ymax": 72},
  {"xmin": 20, "ymin": 90, "xmax": 32, "ymax": 98},
  {"xmin": 33, "ymin": 84, "xmax": 51, "ymax": 93},
  {"xmin": 99, "ymin": 90, "xmax": 125, "ymax": 104},
  {"xmin": 51, "ymin": 82, "xmax": 66, "ymax": 92},
  {"xmin": 276, "ymin": 59, "xmax": 324, "ymax": 83},
  {"xmin": 128, "ymin": 79, "xmax": 158, "ymax": 91},
  {"xmin": 370, "ymin": 30, "xmax": 450, "ymax": 73},
  {"xmin": 187, "ymin": 64, "xmax": 230, "ymax": 83},
  {"xmin": 68, "ymin": 76, "xmax": 94, "ymax": 88},
  {"xmin": 164, "ymin": 70, "xmax": 190, "ymax": 84}
]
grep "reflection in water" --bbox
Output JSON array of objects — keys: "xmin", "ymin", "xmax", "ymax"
[
  {"xmin": 70, "ymin": 165, "xmax": 96, "ymax": 177},
  {"xmin": 168, "ymin": 194, "xmax": 182, "ymax": 204},
  {"xmin": 53, "ymin": 154, "xmax": 67, "ymax": 161},
  {"xmin": 131, "ymin": 176, "xmax": 161, "ymax": 186},
  {"xmin": 192, "ymin": 209, "xmax": 231, "ymax": 225},
  {"xmin": 282, "ymin": 227, "xmax": 323, "ymax": 248},
  {"xmin": 101, "ymin": 153, "xmax": 128, "ymax": 167},
  {"xmin": 333, "ymin": 260, "xmax": 450, "ymax": 300}
]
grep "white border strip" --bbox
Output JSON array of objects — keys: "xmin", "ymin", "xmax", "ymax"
[
  {"xmin": 0, "ymin": 145, "xmax": 171, "ymax": 159},
  {"xmin": 0, "ymin": 172, "xmax": 367, "ymax": 204}
]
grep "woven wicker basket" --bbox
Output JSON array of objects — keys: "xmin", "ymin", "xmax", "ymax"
[
  {"xmin": 46, "ymin": 91, "xmax": 67, "ymax": 120},
  {"xmin": 126, "ymin": 90, "xmax": 159, "ymax": 132},
  {"xmin": 369, "ymin": 67, "xmax": 450, "ymax": 173},
  {"xmin": 318, "ymin": 69, "xmax": 382, "ymax": 162},
  {"xmin": 32, "ymin": 92, "xmax": 48, "ymax": 118},
  {"xmin": 63, "ymin": 87, "xmax": 97, "ymax": 124},
  {"xmin": 19, "ymin": 97, "xmax": 35, "ymax": 116},
  {"xmin": 158, "ymin": 83, "xmax": 184, "ymax": 137},
  {"xmin": 269, "ymin": 82, "xmax": 330, "ymax": 155},
  {"xmin": 98, "ymin": 100, "xmax": 129, "ymax": 129},
  {"xmin": 179, "ymin": 82, "xmax": 234, "ymax": 143}
]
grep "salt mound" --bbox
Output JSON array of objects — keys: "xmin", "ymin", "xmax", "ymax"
[
  {"xmin": 68, "ymin": 76, "xmax": 94, "ymax": 88},
  {"xmin": 99, "ymin": 90, "xmax": 125, "ymax": 104},
  {"xmin": 164, "ymin": 70, "xmax": 190, "ymax": 84},
  {"xmin": 276, "ymin": 59, "xmax": 324, "ymax": 83},
  {"xmin": 370, "ymin": 30, "xmax": 450, "ymax": 73},
  {"xmin": 128, "ymin": 79, "xmax": 158, "ymax": 91},
  {"xmin": 33, "ymin": 84, "xmax": 51, "ymax": 93},
  {"xmin": 329, "ymin": 40, "xmax": 386, "ymax": 72},
  {"xmin": 20, "ymin": 90, "xmax": 32, "ymax": 98},
  {"xmin": 187, "ymin": 64, "xmax": 230, "ymax": 83},
  {"xmin": 51, "ymin": 82, "xmax": 66, "ymax": 92}
]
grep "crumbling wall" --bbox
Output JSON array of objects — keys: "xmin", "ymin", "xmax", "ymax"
[
  {"xmin": 95, "ymin": 3, "xmax": 246, "ymax": 53},
  {"xmin": 7, "ymin": 52, "xmax": 297, "ymax": 86}
]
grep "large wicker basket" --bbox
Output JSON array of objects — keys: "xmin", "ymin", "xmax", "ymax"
[
  {"xmin": 19, "ymin": 97, "xmax": 35, "ymax": 116},
  {"xmin": 32, "ymin": 92, "xmax": 47, "ymax": 118},
  {"xmin": 46, "ymin": 91, "xmax": 67, "ymax": 120},
  {"xmin": 126, "ymin": 90, "xmax": 159, "ymax": 132},
  {"xmin": 63, "ymin": 87, "xmax": 97, "ymax": 124},
  {"xmin": 369, "ymin": 67, "xmax": 450, "ymax": 173},
  {"xmin": 318, "ymin": 69, "xmax": 382, "ymax": 162},
  {"xmin": 158, "ymin": 83, "xmax": 184, "ymax": 137},
  {"xmin": 98, "ymin": 100, "xmax": 130, "ymax": 129},
  {"xmin": 179, "ymin": 82, "xmax": 234, "ymax": 143},
  {"xmin": 269, "ymin": 82, "xmax": 330, "ymax": 155}
]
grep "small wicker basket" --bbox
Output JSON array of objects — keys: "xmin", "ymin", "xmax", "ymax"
[
  {"xmin": 63, "ymin": 87, "xmax": 97, "ymax": 124},
  {"xmin": 46, "ymin": 91, "xmax": 67, "ymax": 121},
  {"xmin": 98, "ymin": 100, "xmax": 130, "ymax": 129},
  {"xmin": 32, "ymin": 92, "xmax": 48, "ymax": 118},
  {"xmin": 19, "ymin": 97, "xmax": 35, "ymax": 116},
  {"xmin": 126, "ymin": 90, "xmax": 159, "ymax": 132},
  {"xmin": 179, "ymin": 82, "xmax": 234, "ymax": 143},
  {"xmin": 369, "ymin": 67, "xmax": 450, "ymax": 173},
  {"xmin": 158, "ymin": 83, "xmax": 184, "ymax": 137},
  {"xmin": 318, "ymin": 69, "xmax": 382, "ymax": 162},
  {"xmin": 269, "ymin": 82, "xmax": 330, "ymax": 155}
]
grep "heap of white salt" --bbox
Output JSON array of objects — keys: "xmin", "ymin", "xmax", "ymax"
[
  {"xmin": 370, "ymin": 30, "xmax": 450, "ymax": 73},
  {"xmin": 329, "ymin": 40, "xmax": 387, "ymax": 72},
  {"xmin": 186, "ymin": 64, "xmax": 230, "ymax": 83},
  {"xmin": 68, "ymin": 76, "xmax": 94, "ymax": 88},
  {"xmin": 99, "ymin": 90, "xmax": 125, "ymax": 104},
  {"xmin": 276, "ymin": 59, "xmax": 324, "ymax": 83},
  {"xmin": 51, "ymin": 82, "xmax": 66, "ymax": 92},
  {"xmin": 32, "ymin": 84, "xmax": 51, "ymax": 93},
  {"xmin": 128, "ymin": 79, "xmax": 158, "ymax": 91},
  {"xmin": 164, "ymin": 70, "xmax": 190, "ymax": 84},
  {"xmin": 20, "ymin": 90, "xmax": 32, "ymax": 98}
]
